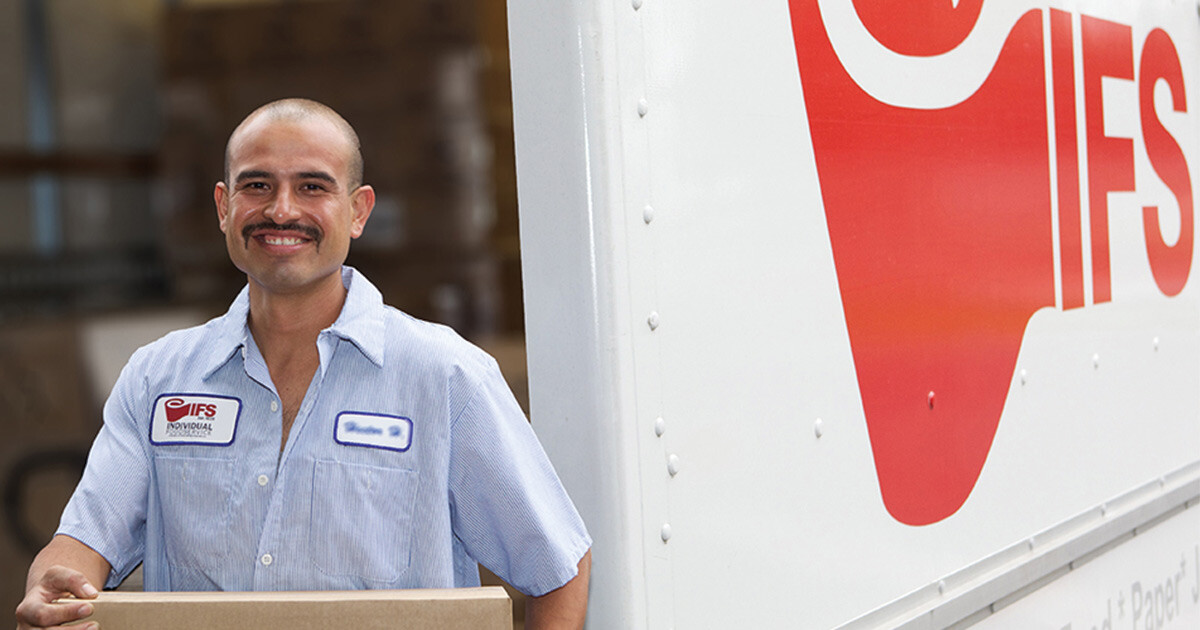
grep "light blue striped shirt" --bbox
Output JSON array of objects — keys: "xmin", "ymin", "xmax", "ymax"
[{"xmin": 59, "ymin": 267, "xmax": 590, "ymax": 596}]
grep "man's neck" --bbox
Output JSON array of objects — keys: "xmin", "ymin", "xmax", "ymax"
[
  {"xmin": 245, "ymin": 271, "xmax": 347, "ymax": 451},
  {"xmin": 246, "ymin": 272, "xmax": 348, "ymax": 362}
]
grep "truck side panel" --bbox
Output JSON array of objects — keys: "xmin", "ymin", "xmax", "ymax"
[{"xmin": 509, "ymin": 1, "xmax": 1200, "ymax": 627}]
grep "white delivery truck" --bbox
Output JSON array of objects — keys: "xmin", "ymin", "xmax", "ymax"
[{"xmin": 506, "ymin": 0, "xmax": 1200, "ymax": 628}]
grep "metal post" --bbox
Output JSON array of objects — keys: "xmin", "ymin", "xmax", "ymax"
[{"xmin": 23, "ymin": 0, "xmax": 61, "ymax": 256}]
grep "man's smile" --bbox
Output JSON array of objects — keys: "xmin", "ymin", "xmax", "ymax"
[{"xmin": 262, "ymin": 234, "xmax": 306, "ymax": 246}]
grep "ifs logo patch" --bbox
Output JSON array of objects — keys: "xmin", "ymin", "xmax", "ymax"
[{"xmin": 151, "ymin": 394, "xmax": 240, "ymax": 446}]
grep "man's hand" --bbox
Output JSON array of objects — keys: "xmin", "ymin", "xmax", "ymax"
[
  {"xmin": 16, "ymin": 535, "xmax": 110, "ymax": 630},
  {"xmin": 15, "ymin": 565, "xmax": 99, "ymax": 630}
]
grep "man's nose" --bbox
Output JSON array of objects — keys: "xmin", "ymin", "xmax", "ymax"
[{"xmin": 262, "ymin": 187, "xmax": 302, "ymax": 223}]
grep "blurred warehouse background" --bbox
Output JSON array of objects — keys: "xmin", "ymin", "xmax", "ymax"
[{"xmin": 0, "ymin": 0, "xmax": 529, "ymax": 618}]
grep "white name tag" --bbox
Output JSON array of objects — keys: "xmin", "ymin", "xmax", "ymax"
[
  {"xmin": 335, "ymin": 412, "xmax": 413, "ymax": 452},
  {"xmin": 151, "ymin": 394, "xmax": 240, "ymax": 446}
]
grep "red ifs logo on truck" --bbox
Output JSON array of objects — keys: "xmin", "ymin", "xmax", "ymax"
[{"xmin": 788, "ymin": 0, "xmax": 1194, "ymax": 525}]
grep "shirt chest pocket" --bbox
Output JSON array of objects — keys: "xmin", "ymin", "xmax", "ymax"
[
  {"xmin": 309, "ymin": 459, "xmax": 419, "ymax": 583},
  {"xmin": 153, "ymin": 455, "xmax": 236, "ymax": 571}
]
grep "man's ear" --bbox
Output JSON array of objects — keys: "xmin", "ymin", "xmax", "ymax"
[
  {"xmin": 349, "ymin": 185, "xmax": 376, "ymax": 239},
  {"xmin": 215, "ymin": 182, "xmax": 230, "ymax": 234}
]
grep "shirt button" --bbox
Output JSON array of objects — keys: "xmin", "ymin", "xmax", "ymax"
[
  {"xmin": 270, "ymin": 400, "xmax": 279, "ymax": 412},
  {"xmin": 261, "ymin": 553, "xmax": 273, "ymax": 566},
  {"xmin": 257, "ymin": 474, "xmax": 269, "ymax": 487}
]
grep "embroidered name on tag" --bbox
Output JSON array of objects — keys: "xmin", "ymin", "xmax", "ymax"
[
  {"xmin": 151, "ymin": 394, "xmax": 240, "ymax": 446},
  {"xmin": 335, "ymin": 412, "xmax": 413, "ymax": 452}
]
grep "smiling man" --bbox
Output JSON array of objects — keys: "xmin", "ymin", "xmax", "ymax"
[{"xmin": 17, "ymin": 99, "xmax": 592, "ymax": 630}]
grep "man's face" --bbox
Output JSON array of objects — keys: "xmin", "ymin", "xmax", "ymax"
[{"xmin": 214, "ymin": 115, "xmax": 373, "ymax": 296}]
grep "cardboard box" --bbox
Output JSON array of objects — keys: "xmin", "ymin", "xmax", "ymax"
[{"xmin": 64, "ymin": 587, "xmax": 511, "ymax": 630}]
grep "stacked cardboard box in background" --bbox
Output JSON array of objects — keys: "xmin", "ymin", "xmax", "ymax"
[{"xmin": 0, "ymin": 320, "xmax": 98, "ymax": 620}]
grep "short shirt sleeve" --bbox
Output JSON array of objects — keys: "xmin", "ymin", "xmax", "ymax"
[
  {"xmin": 57, "ymin": 347, "xmax": 153, "ymax": 589},
  {"xmin": 447, "ymin": 357, "xmax": 591, "ymax": 597}
]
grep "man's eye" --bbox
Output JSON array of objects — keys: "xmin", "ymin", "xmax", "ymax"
[
  {"xmin": 242, "ymin": 182, "xmax": 268, "ymax": 191},
  {"xmin": 302, "ymin": 183, "xmax": 327, "ymax": 192}
]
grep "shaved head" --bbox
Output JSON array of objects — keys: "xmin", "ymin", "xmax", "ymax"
[{"xmin": 225, "ymin": 98, "xmax": 364, "ymax": 188}]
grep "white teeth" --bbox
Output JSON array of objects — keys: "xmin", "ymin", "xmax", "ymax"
[{"xmin": 263, "ymin": 235, "xmax": 304, "ymax": 246}]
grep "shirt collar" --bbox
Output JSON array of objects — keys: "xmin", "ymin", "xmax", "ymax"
[
  {"xmin": 201, "ymin": 266, "xmax": 386, "ymax": 380},
  {"xmin": 325, "ymin": 266, "xmax": 386, "ymax": 368}
]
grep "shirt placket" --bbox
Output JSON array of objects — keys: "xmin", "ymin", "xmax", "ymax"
[{"xmin": 249, "ymin": 331, "xmax": 336, "ymax": 590}]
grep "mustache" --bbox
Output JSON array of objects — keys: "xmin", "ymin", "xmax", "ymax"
[{"xmin": 241, "ymin": 221, "xmax": 322, "ymax": 247}]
